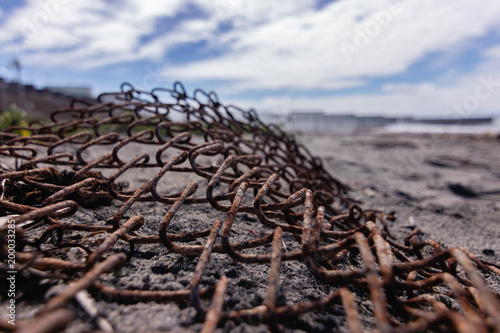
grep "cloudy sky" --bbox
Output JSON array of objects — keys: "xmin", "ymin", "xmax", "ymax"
[{"xmin": 1, "ymin": 0, "xmax": 500, "ymax": 117}]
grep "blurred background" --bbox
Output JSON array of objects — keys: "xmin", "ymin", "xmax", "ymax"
[{"xmin": 1, "ymin": 0, "xmax": 500, "ymax": 132}]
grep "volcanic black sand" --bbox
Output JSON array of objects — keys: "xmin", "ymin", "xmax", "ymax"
[
  {"xmin": 2, "ymin": 131, "xmax": 500, "ymax": 332},
  {"xmin": 303, "ymin": 131, "xmax": 500, "ymax": 265}
]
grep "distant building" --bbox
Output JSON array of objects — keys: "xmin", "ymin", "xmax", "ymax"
[
  {"xmin": 45, "ymin": 86, "xmax": 93, "ymax": 99},
  {"xmin": 289, "ymin": 112, "xmax": 390, "ymax": 132},
  {"xmin": 0, "ymin": 77, "xmax": 95, "ymax": 119},
  {"xmin": 263, "ymin": 111, "xmax": 493, "ymax": 133},
  {"xmin": 290, "ymin": 112, "xmax": 324, "ymax": 131},
  {"xmin": 356, "ymin": 116, "xmax": 388, "ymax": 129},
  {"xmin": 323, "ymin": 114, "xmax": 358, "ymax": 130}
]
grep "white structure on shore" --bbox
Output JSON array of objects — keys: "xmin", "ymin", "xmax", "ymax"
[
  {"xmin": 259, "ymin": 112, "xmax": 396, "ymax": 132},
  {"xmin": 258, "ymin": 111, "xmax": 492, "ymax": 133}
]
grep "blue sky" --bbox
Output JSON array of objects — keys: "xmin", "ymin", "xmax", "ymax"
[{"xmin": 1, "ymin": 0, "xmax": 500, "ymax": 117}]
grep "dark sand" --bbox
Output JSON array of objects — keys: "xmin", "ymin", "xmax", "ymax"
[
  {"xmin": 2, "ymin": 131, "xmax": 499, "ymax": 332},
  {"xmin": 302, "ymin": 131, "xmax": 500, "ymax": 265}
]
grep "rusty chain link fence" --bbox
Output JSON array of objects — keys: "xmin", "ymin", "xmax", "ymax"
[{"xmin": 1, "ymin": 82, "xmax": 500, "ymax": 332}]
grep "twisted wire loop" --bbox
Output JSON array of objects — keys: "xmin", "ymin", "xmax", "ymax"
[{"xmin": 0, "ymin": 82, "xmax": 499, "ymax": 333}]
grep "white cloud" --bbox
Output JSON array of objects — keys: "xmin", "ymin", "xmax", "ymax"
[
  {"xmin": 0, "ymin": 0, "xmax": 315, "ymax": 69},
  {"xmin": 22, "ymin": 26, "xmax": 81, "ymax": 50},
  {"xmin": 139, "ymin": 18, "xmax": 219, "ymax": 61},
  {"xmin": 198, "ymin": 0, "xmax": 314, "ymax": 27},
  {"xmin": 2, "ymin": 0, "xmax": 500, "ymax": 77},
  {"xmin": 165, "ymin": 0, "xmax": 500, "ymax": 91},
  {"xmin": 225, "ymin": 57, "xmax": 500, "ymax": 117},
  {"xmin": 0, "ymin": 0, "xmax": 186, "ymax": 68},
  {"xmin": 484, "ymin": 44, "xmax": 500, "ymax": 59},
  {"xmin": 1, "ymin": 0, "xmax": 500, "ymax": 116}
]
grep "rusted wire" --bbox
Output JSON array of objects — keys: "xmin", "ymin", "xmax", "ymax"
[{"xmin": 0, "ymin": 81, "xmax": 499, "ymax": 332}]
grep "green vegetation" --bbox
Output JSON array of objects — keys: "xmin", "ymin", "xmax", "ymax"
[{"xmin": 0, "ymin": 104, "xmax": 30, "ymax": 135}]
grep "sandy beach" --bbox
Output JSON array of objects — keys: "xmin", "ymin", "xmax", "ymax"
[
  {"xmin": 302, "ymin": 131, "xmax": 500, "ymax": 265},
  {"xmin": 1, "ymin": 128, "xmax": 500, "ymax": 333}
]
